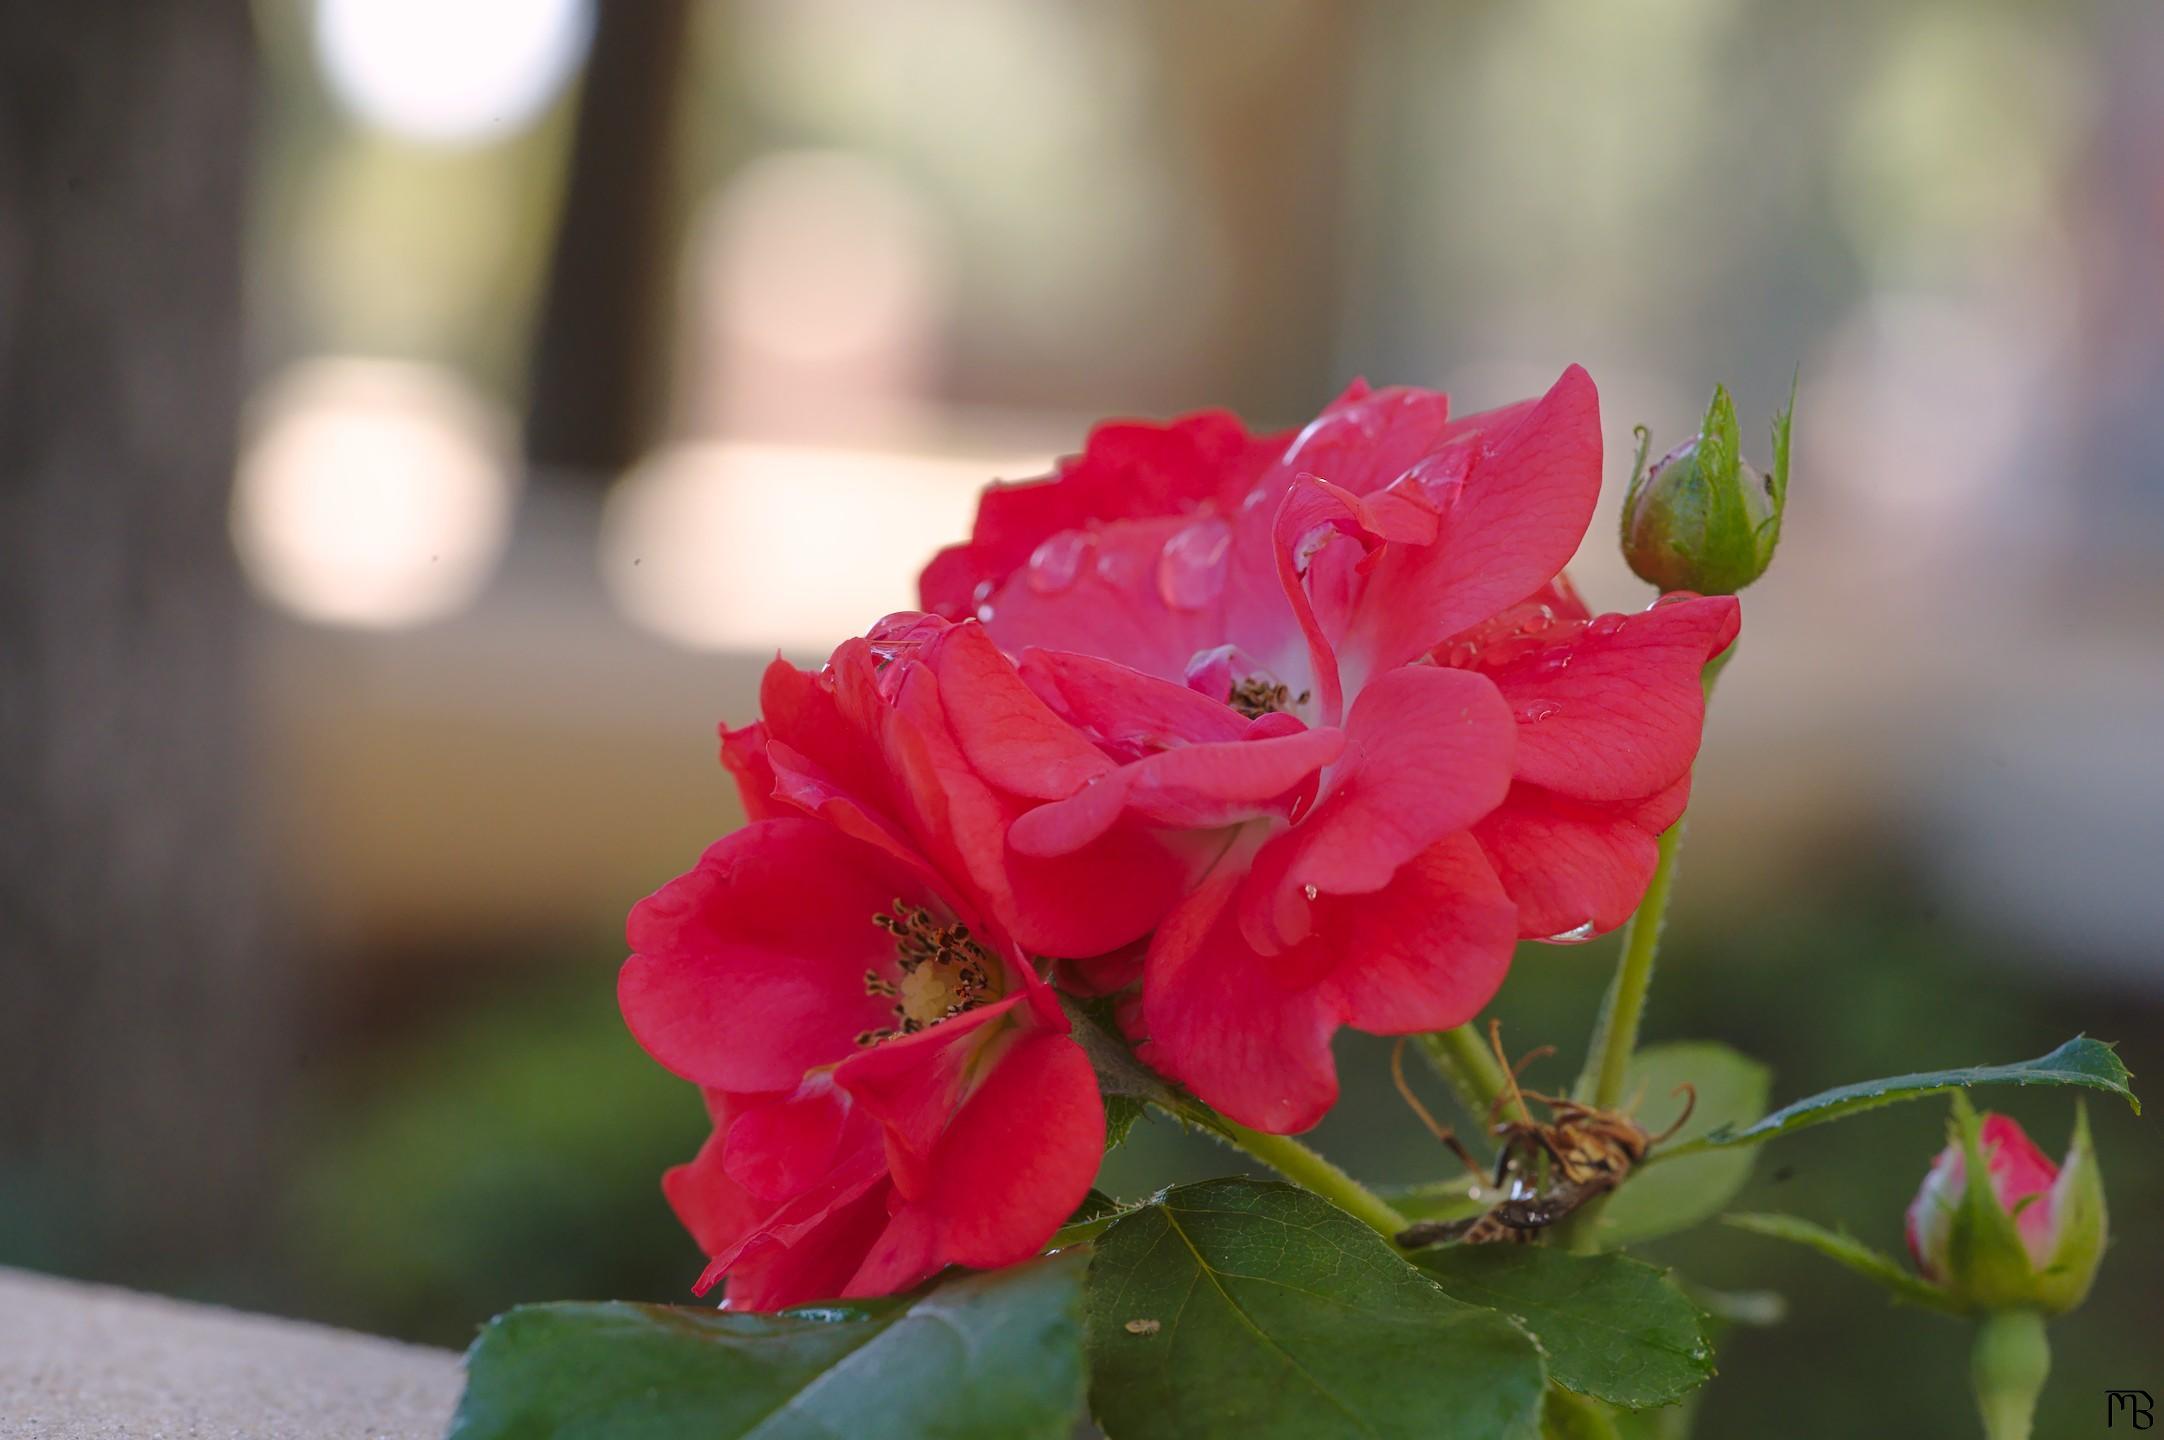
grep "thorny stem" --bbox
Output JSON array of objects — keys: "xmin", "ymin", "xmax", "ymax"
[{"xmin": 1178, "ymin": 1101, "xmax": 1411, "ymax": 1239}]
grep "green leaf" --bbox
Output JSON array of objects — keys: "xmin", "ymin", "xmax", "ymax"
[
  {"xmin": 1660, "ymin": 1036, "xmax": 2138, "ymax": 1157},
  {"xmin": 1590, "ymin": 1042, "xmax": 1771, "ymax": 1249},
  {"xmin": 1722, "ymin": 1213, "xmax": 1962, "ymax": 1313},
  {"xmin": 1050, "ymin": 1188, "xmax": 1138, "ymax": 1248},
  {"xmin": 1411, "ymin": 1248, "xmax": 1715, "ymax": 1411},
  {"xmin": 1086, "ymin": 1178, "xmax": 1547, "ymax": 1440},
  {"xmin": 449, "ymin": 1252, "xmax": 1086, "ymax": 1440},
  {"xmin": 1104, "ymin": 1093, "xmax": 1145, "ymax": 1148}
]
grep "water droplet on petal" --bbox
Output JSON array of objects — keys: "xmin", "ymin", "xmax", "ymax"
[
  {"xmin": 975, "ymin": 603, "xmax": 995, "ymax": 622},
  {"xmin": 1543, "ymin": 921, "xmax": 1598, "ymax": 944},
  {"xmin": 1095, "ymin": 544, "xmax": 1143, "ymax": 587},
  {"xmin": 1157, "ymin": 517, "xmax": 1232, "ymax": 611},
  {"xmin": 1515, "ymin": 699, "xmax": 1560, "ymax": 724},
  {"xmin": 1303, "ymin": 883, "xmax": 1320, "ymax": 901},
  {"xmin": 1588, "ymin": 613, "xmax": 1626, "ymax": 639},
  {"xmin": 1026, "ymin": 530, "xmax": 1089, "ymax": 595},
  {"xmin": 972, "ymin": 579, "xmax": 995, "ymax": 605}
]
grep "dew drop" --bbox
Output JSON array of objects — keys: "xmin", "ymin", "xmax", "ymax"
[
  {"xmin": 1303, "ymin": 884, "xmax": 1320, "ymax": 901},
  {"xmin": 1515, "ymin": 699, "xmax": 1561, "ymax": 724},
  {"xmin": 972, "ymin": 579, "xmax": 995, "ymax": 605},
  {"xmin": 1095, "ymin": 544, "xmax": 1143, "ymax": 587},
  {"xmin": 1543, "ymin": 921, "xmax": 1598, "ymax": 944},
  {"xmin": 1587, "ymin": 613, "xmax": 1626, "ymax": 639},
  {"xmin": 1026, "ymin": 531, "xmax": 1090, "ymax": 594},
  {"xmin": 1156, "ymin": 517, "xmax": 1232, "ymax": 611},
  {"xmin": 975, "ymin": 603, "xmax": 995, "ymax": 622}
]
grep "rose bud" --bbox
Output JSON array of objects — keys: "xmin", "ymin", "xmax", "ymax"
[
  {"xmin": 1905, "ymin": 1095, "xmax": 2107, "ymax": 1317},
  {"xmin": 1621, "ymin": 381, "xmax": 1791, "ymax": 595}
]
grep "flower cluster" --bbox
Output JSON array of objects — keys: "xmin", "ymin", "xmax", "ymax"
[{"xmin": 623, "ymin": 365, "xmax": 1738, "ymax": 1308}]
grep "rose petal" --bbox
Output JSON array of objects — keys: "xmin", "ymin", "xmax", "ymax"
[
  {"xmin": 925, "ymin": 623, "xmax": 1112, "ymax": 800},
  {"xmin": 1337, "ymin": 365, "xmax": 1604, "ymax": 687},
  {"xmin": 1487, "ymin": 594, "xmax": 1739, "ymax": 802},
  {"xmin": 1240, "ymin": 665, "xmax": 1514, "ymax": 952},
  {"xmin": 1325, "ymin": 834, "xmax": 1517, "ymax": 1033},
  {"xmin": 1019, "ymin": 647, "xmax": 1249, "ymax": 749},
  {"xmin": 621, "ymin": 820, "xmax": 930, "ymax": 1091},
  {"xmin": 926, "ymin": 1030, "xmax": 1104, "ymax": 1268},
  {"xmin": 1473, "ymin": 780, "xmax": 1687, "ymax": 940},
  {"xmin": 1141, "ymin": 857, "xmax": 1341, "ymax": 1134}
]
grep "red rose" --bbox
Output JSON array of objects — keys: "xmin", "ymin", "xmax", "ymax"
[
  {"xmin": 622, "ymin": 636, "xmax": 1106, "ymax": 1309},
  {"xmin": 924, "ymin": 367, "xmax": 1736, "ymax": 950}
]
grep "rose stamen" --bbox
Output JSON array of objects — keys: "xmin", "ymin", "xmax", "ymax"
[
  {"xmin": 1228, "ymin": 679, "xmax": 1311, "ymax": 720},
  {"xmin": 854, "ymin": 900, "xmax": 1003, "ymax": 1046}
]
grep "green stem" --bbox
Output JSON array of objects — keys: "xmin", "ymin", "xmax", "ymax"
[
  {"xmin": 1213, "ymin": 1115, "xmax": 1412, "ymax": 1239},
  {"xmin": 1419, "ymin": 1025, "xmax": 1510, "ymax": 1119},
  {"xmin": 1580, "ymin": 817, "xmax": 1687, "ymax": 1109},
  {"xmin": 1972, "ymin": 1310, "xmax": 2049, "ymax": 1440}
]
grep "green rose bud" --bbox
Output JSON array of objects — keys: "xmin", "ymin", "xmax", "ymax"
[{"xmin": 1621, "ymin": 380, "xmax": 1793, "ymax": 595}]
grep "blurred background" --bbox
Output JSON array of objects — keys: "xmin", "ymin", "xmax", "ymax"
[{"xmin": 3, "ymin": 0, "xmax": 2160, "ymax": 1433}]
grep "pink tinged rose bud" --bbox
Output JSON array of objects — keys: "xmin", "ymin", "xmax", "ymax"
[
  {"xmin": 1906, "ymin": 1113, "xmax": 2058, "ymax": 1277},
  {"xmin": 1905, "ymin": 1097, "xmax": 2107, "ymax": 1316}
]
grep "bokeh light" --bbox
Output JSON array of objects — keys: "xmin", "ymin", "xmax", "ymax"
[
  {"xmin": 313, "ymin": 0, "xmax": 592, "ymax": 145},
  {"xmin": 231, "ymin": 359, "xmax": 517, "ymax": 628},
  {"xmin": 600, "ymin": 442, "xmax": 1043, "ymax": 654}
]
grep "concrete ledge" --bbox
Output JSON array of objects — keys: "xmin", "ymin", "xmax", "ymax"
[{"xmin": 0, "ymin": 1268, "xmax": 461, "ymax": 1439}]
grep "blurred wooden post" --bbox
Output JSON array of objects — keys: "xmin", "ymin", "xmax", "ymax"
[
  {"xmin": 1138, "ymin": 0, "xmax": 1366, "ymax": 419},
  {"xmin": 523, "ymin": 0, "xmax": 692, "ymax": 474},
  {"xmin": 0, "ymin": 1, "xmax": 284, "ymax": 1282}
]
